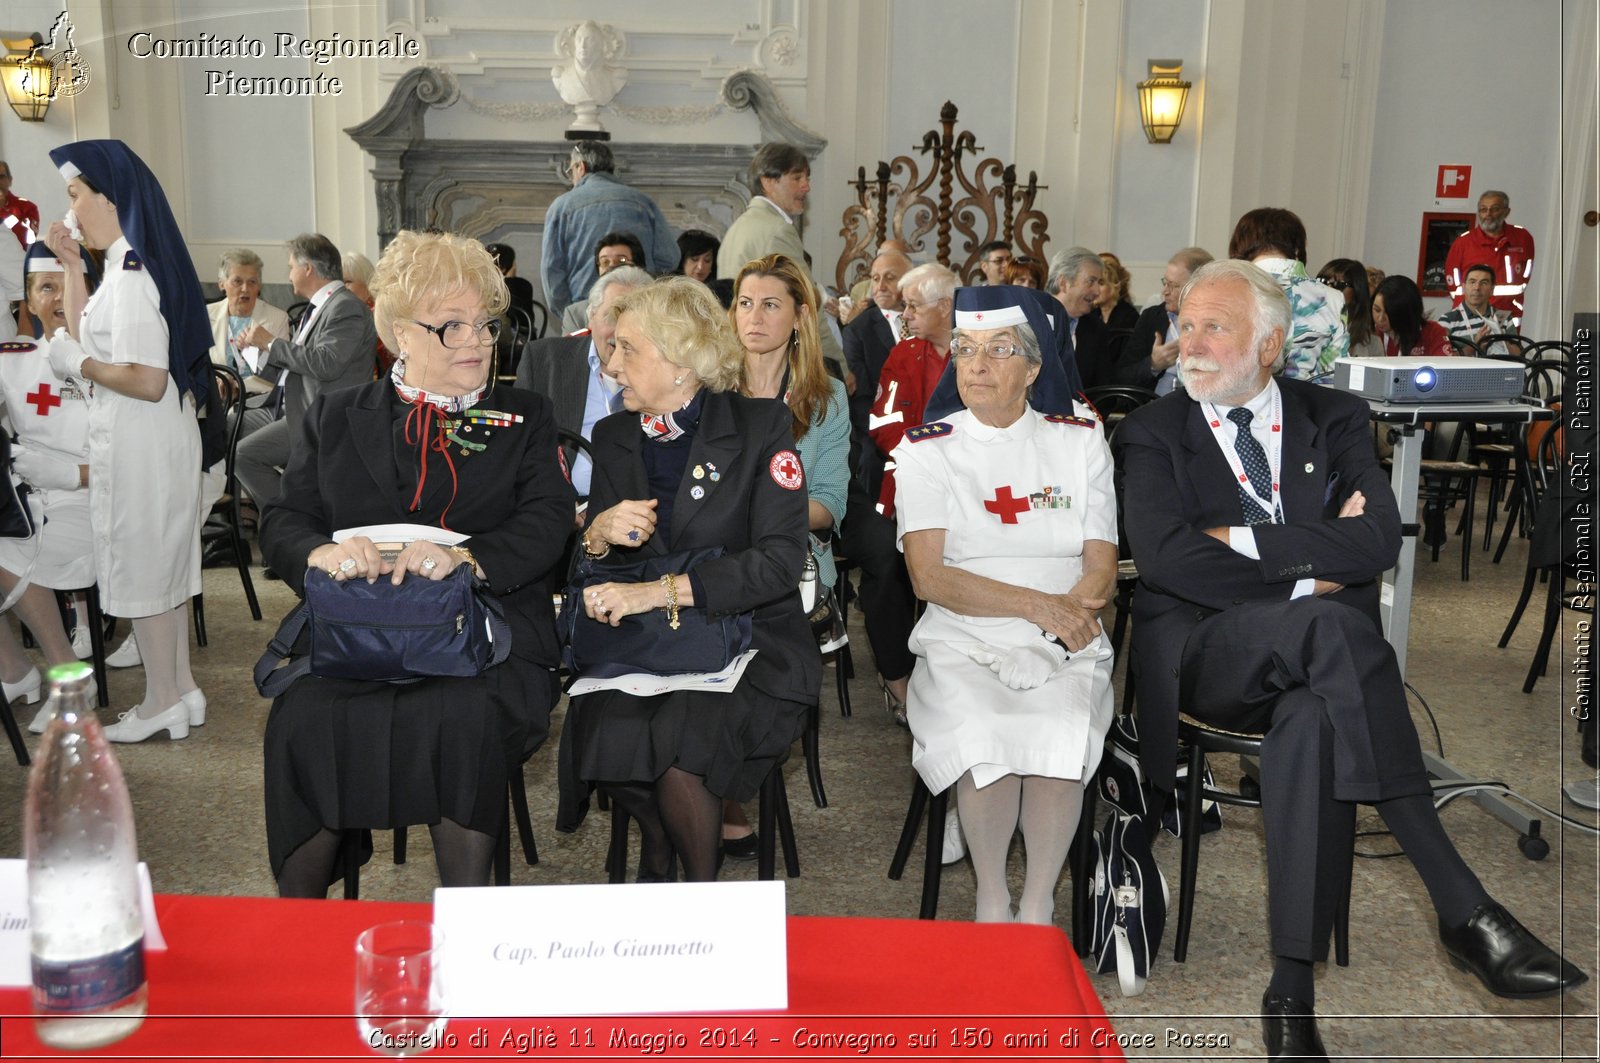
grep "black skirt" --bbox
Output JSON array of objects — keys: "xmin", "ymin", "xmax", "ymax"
[
  {"xmin": 555, "ymin": 683, "xmax": 808, "ymax": 832},
  {"xmin": 264, "ymin": 654, "xmax": 556, "ymax": 877}
]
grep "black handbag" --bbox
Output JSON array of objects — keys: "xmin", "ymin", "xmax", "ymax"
[
  {"xmin": 558, "ymin": 545, "xmax": 753, "ymax": 679},
  {"xmin": 0, "ymin": 433, "xmax": 38, "ymax": 541},
  {"xmin": 253, "ymin": 565, "xmax": 511, "ymax": 697}
]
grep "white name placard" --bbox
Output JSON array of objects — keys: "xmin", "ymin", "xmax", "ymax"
[
  {"xmin": 0, "ymin": 860, "xmax": 167, "ymax": 987},
  {"xmin": 433, "ymin": 881, "xmax": 787, "ymax": 1016}
]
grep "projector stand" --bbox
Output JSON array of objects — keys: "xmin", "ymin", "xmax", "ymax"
[{"xmin": 1377, "ymin": 403, "xmax": 1555, "ymax": 859}]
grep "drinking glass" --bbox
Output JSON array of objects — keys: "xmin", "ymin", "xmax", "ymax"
[{"xmin": 354, "ymin": 921, "xmax": 447, "ymax": 1056}]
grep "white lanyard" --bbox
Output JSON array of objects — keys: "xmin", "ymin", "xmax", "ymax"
[{"xmin": 1201, "ymin": 385, "xmax": 1284, "ymax": 523}]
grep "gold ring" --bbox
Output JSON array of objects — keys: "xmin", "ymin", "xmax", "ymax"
[{"xmin": 326, "ymin": 566, "xmax": 339, "ymax": 577}]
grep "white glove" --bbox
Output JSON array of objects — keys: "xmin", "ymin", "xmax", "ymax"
[
  {"xmin": 992, "ymin": 642, "xmax": 1069, "ymax": 690},
  {"xmin": 12, "ymin": 447, "xmax": 80, "ymax": 490},
  {"xmin": 47, "ymin": 338, "xmax": 87, "ymax": 383}
]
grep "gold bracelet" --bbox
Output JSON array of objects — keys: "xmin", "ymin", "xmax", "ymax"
[
  {"xmin": 660, "ymin": 573, "xmax": 680, "ymax": 631},
  {"xmin": 449, "ymin": 545, "xmax": 478, "ymax": 571},
  {"xmin": 581, "ymin": 530, "xmax": 610, "ymax": 559}
]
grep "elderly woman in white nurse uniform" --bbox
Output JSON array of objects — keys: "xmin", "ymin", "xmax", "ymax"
[{"xmin": 891, "ymin": 284, "xmax": 1117, "ymax": 926}]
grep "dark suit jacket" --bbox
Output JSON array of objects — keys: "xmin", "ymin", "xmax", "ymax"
[
  {"xmin": 842, "ymin": 306, "xmax": 897, "ymax": 493},
  {"xmin": 514, "ymin": 334, "xmax": 593, "ymax": 471},
  {"xmin": 261, "ymin": 381, "xmax": 577, "ymax": 669},
  {"xmin": 260, "ymin": 285, "xmax": 378, "ymax": 431},
  {"xmin": 1116, "ymin": 377, "xmax": 1400, "ymax": 790},
  {"xmin": 1072, "ymin": 311, "xmax": 1113, "ymax": 391},
  {"xmin": 586, "ymin": 391, "xmax": 822, "ymax": 707},
  {"xmin": 1112, "ymin": 304, "xmax": 1173, "ymax": 387}
]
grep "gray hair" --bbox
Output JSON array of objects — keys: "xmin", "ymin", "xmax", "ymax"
[
  {"xmin": 285, "ymin": 233, "xmax": 342, "ymax": 283},
  {"xmin": 342, "ymin": 250, "xmax": 375, "ymax": 286},
  {"xmin": 217, "ymin": 248, "xmax": 263, "ymax": 281},
  {"xmin": 1479, "ymin": 189, "xmax": 1509, "ymax": 208},
  {"xmin": 570, "ymin": 140, "xmax": 614, "ymax": 174},
  {"xmin": 1169, "ymin": 246, "xmax": 1213, "ymax": 274},
  {"xmin": 899, "ymin": 262, "xmax": 957, "ymax": 305},
  {"xmin": 1181, "ymin": 259, "xmax": 1293, "ymax": 372},
  {"xmin": 587, "ymin": 263, "xmax": 654, "ymax": 318},
  {"xmin": 1046, "ymin": 246, "xmax": 1103, "ymax": 295},
  {"xmin": 950, "ymin": 320, "xmax": 1042, "ymax": 367},
  {"xmin": 748, "ymin": 142, "xmax": 809, "ymax": 191}
]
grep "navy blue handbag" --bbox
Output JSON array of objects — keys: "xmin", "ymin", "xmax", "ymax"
[
  {"xmin": 254, "ymin": 565, "xmax": 511, "ymax": 697},
  {"xmin": 557, "ymin": 546, "xmax": 753, "ymax": 679}
]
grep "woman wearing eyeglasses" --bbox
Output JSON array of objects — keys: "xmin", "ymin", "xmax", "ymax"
[
  {"xmin": 259, "ymin": 230, "xmax": 576, "ymax": 896},
  {"xmin": 891, "ymin": 285, "xmax": 1117, "ymax": 925}
]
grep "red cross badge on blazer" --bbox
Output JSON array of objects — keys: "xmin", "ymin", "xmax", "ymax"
[{"xmin": 769, "ymin": 450, "xmax": 804, "ymax": 490}]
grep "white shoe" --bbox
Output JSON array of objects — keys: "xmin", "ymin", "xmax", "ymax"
[
  {"xmin": 70, "ymin": 626, "xmax": 93, "ymax": 659},
  {"xmin": 181, "ymin": 689, "xmax": 206, "ymax": 727},
  {"xmin": 941, "ymin": 807, "xmax": 966, "ymax": 864},
  {"xmin": 102, "ymin": 702, "xmax": 189, "ymax": 743},
  {"xmin": 27, "ymin": 676, "xmax": 100, "ymax": 734},
  {"xmin": 7, "ymin": 667, "xmax": 44, "ymax": 732},
  {"xmin": 106, "ymin": 635, "xmax": 142, "ymax": 669}
]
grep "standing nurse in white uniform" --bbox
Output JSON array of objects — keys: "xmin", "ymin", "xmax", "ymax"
[
  {"xmin": 893, "ymin": 284, "xmax": 1118, "ymax": 926},
  {"xmin": 42, "ymin": 139, "xmax": 212, "ymax": 742}
]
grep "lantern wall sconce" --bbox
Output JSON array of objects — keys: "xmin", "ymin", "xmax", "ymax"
[
  {"xmin": 1137, "ymin": 59, "xmax": 1191, "ymax": 144},
  {"xmin": 2, "ymin": 33, "xmax": 52, "ymax": 122}
]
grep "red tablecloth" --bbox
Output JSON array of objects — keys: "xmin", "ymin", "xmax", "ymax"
[{"xmin": 0, "ymin": 894, "xmax": 1122, "ymax": 1060}]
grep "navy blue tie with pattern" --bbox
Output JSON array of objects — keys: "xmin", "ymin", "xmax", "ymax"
[{"xmin": 1228, "ymin": 406, "xmax": 1274, "ymax": 525}]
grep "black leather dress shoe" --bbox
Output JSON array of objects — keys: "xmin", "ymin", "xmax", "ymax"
[
  {"xmin": 721, "ymin": 833, "xmax": 759, "ymax": 861},
  {"xmin": 1440, "ymin": 901, "xmax": 1589, "ymax": 999},
  {"xmin": 1260, "ymin": 990, "xmax": 1328, "ymax": 1060}
]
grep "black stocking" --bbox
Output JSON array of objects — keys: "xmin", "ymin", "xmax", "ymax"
[
  {"xmin": 606, "ymin": 783, "xmax": 677, "ymax": 882},
  {"xmin": 429, "ymin": 818, "xmax": 496, "ymax": 888},
  {"xmin": 656, "ymin": 766, "xmax": 722, "ymax": 882},
  {"xmin": 276, "ymin": 828, "xmax": 343, "ymax": 899}
]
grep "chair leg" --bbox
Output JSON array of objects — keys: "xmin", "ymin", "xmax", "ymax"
[
  {"xmin": 919, "ymin": 788, "xmax": 947, "ymax": 920},
  {"xmin": 0, "ymin": 694, "xmax": 29, "ymax": 766},
  {"xmin": 509, "ymin": 767, "xmax": 538, "ymax": 866},
  {"xmin": 1334, "ymin": 858, "xmax": 1351, "ymax": 968},
  {"xmin": 606, "ymin": 791, "xmax": 631, "ymax": 884},
  {"xmin": 836, "ymin": 642, "xmax": 853, "ymax": 718},
  {"xmin": 392, "ymin": 828, "xmax": 407, "ymax": 865},
  {"xmin": 83, "ymin": 586, "xmax": 109, "ymax": 708},
  {"xmin": 231, "ymin": 518, "xmax": 263, "ymax": 621},
  {"xmin": 1499, "ymin": 566, "xmax": 1540, "ymax": 647},
  {"xmin": 757, "ymin": 769, "xmax": 778, "ymax": 882},
  {"xmin": 774, "ymin": 769, "xmax": 800, "ymax": 877},
  {"xmin": 493, "ymin": 803, "xmax": 511, "ymax": 886},
  {"xmin": 888, "ymin": 776, "xmax": 930, "ymax": 879},
  {"xmin": 803, "ymin": 702, "xmax": 827, "ymax": 808},
  {"xmin": 1459, "ymin": 476, "xmax": 1476, "ymax": 581},
  {"xmin": 192, "ymin": 591, "xmax": 207, "ymax": 647},
  {"xmin": 1173, "ymin": 743, "xmax": 1206, "ymax": 963},
  {"xmin": 1524, "ymin": 571, "xmax": 1565, "ymax": 693},
  {"xmin": 340, "ymin": 830, "xmax": 362, "ymax": 900}
]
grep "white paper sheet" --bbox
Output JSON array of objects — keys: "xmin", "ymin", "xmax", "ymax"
[{"xmin": 566, "ymin": 649, "xmax": 757, "ymax": 697}]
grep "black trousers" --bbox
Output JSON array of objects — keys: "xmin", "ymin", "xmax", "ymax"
[
  {"xmin": 841, "ymin": 479, "xmax": 916, "ymax": 683},
  {"xmin": 1177, "ymin": 597, "xmax": 1432, "ymax": 961}
]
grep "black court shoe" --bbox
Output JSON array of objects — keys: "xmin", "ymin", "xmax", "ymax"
[{"xmin": 1440, "ymin": 901, "xmax": 1589, "ymax": 999}]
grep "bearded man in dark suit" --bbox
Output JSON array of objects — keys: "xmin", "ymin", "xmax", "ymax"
[{"xmin": 1117, "ymin": 259, "xmax": 1583, "ymax": 1060}]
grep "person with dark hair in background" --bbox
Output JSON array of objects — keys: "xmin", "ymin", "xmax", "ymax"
[
  {"xmin": 1436, "ymin": 263, "xmax": 1516, "ymax": 356},
  {"xmin": 1315, "ymin": 257, "xmax": 1381, "ymax": 359},
  {"xmin": 42, "ymin": 138, "xmax": 216, "ymax": 742},
  {"xmin": 975, "ymin": 241, "xmax": 1013, "ymax": 285},
  {"xmin": 674, "ymin": 230, "xmax": 721, "ymax": 285},
  {"xmin": 541, "ymin": 141, "xmax": 676, "ymax": 321},
  {"xmin": 1228, "ymin": 207, "xmax": 1348, "ymax": 380},
  {"xmin": 560, "ymin": 230, "xmax": 650, "ymax": 334},
  {"xmin": 1372, "ymin": 275, "xmax": 1451, "ymax": 359},
  {"xmin": 485, "ymin": 242, "xmax": 536, "ymax": 317}
]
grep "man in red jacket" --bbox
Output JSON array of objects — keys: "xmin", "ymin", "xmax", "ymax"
[{"xmin": 1444, "ymin": 189, "xmax": 1534, "ymax": 328}]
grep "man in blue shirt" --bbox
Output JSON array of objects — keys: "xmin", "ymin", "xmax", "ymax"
[{"xmin": 540, "ymin": 142, "xmax": 675, "ymax": 319}]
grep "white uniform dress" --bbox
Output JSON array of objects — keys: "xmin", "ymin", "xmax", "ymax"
[
  {"xmin": 0, "ymin": 336, "xmax": 93, "ymax": 588},
  {"xmin": 45, "ymin": 238, "xmax": 202, "ymax": 616},
  {"xmin": 892, "ymin": 407, "xmax": 1117, "ymax": 794}
]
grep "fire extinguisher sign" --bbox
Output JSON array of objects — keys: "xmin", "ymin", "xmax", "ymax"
[{"xmin": 1436, "ymin": 165, "xmax": 1472, "ymax": 200}]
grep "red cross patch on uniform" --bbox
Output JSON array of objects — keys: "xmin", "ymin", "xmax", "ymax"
[{"xmin": 769, "ymin": 450, "xmax": 804, "ymax": 490}]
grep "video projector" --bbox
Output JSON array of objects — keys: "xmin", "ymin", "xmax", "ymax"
[{"xmin": 1331, "ymin": 356, "xmax": 1524, "ymax": 404}]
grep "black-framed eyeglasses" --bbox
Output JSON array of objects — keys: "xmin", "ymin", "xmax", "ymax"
[
  {"xmin": 403, "ymin": 318, "xmax": 501, "ymax": 349},
  {"xmin": 953, "ymin": 340, "xmax": 1020, "ymax": 361}
]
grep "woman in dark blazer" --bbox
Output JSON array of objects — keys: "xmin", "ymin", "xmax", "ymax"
[
  {"xmin": 260, "ymin": 231, "xmax": 575, "ymax": 896},
  {"xmin": 557, "ymin": 276, "xmax": 821, "ymax": 882}
]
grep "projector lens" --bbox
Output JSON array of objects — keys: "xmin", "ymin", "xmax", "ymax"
[{"xmin": 1413, "ymin": 366, "xmax": 1436, "ymax": 392}]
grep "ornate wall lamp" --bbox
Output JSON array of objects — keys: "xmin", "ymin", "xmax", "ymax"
[
  {"xmin": 1, "ymin": 34, "xmax": 52, "ymax": 121},
  {"xmin": 1137, "ymin": 59, "xmax": 1191, "ymax": 144}
]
